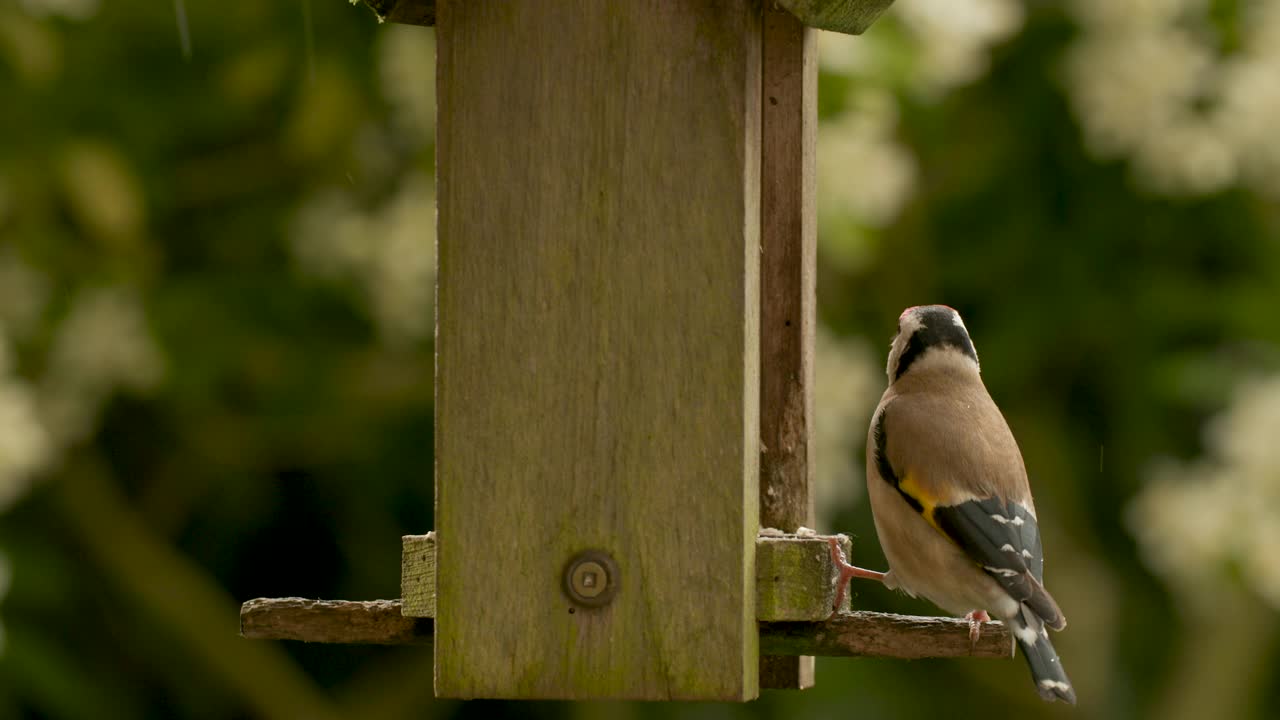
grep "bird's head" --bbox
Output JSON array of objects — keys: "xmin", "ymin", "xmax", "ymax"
[{"xmin": 886, "ymin": 304, "xmax": 981, "ymax": 382}]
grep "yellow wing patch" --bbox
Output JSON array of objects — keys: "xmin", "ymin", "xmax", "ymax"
[{"xmin": 897, "ymin": 471, "xmax": 942, "ymax": 532}]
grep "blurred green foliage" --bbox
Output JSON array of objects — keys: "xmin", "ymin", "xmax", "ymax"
[{"xmin": 1, "ymin": 1, "xmax": 1278, "ymax": 719}]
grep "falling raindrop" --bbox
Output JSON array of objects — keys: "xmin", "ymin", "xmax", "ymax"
[
  {"xmin": 173, "ymin": 0, "xmax": 192, "ymax": 60},
  {"xmin": 302, "ymin": 0, "xmax": 316, "ymax": 84}
]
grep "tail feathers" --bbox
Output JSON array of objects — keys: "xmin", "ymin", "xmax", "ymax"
[
  {"xmin": 1025, "ymin": 576, "xmax": 1067, "ymax": 632},
  {"xmin": 1011, "ymin": 606, "xmax": 1076, "ymax": 704}
]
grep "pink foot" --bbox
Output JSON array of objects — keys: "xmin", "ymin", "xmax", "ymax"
[
  {"xmin": 965, "ymin": 609, "xmax": 991, "ymax": 646},
  {"xmin": 827, "ymin": 537, "xmax": 886, "ymax": 619}
]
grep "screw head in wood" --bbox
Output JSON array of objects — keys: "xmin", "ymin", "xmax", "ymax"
[{"xmin": 563, "ymin": 550, "xmax": 619, "ymax": 608}]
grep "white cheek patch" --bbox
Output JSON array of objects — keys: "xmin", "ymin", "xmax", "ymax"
[
  {"xmin": 903, "ymin": 314, "xmax": 925, "ymax": 336},
  {"xmin": 887, "ymin": 314, "xmax": 924, "ymax": 377}
]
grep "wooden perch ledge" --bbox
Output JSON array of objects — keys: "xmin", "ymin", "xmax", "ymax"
[
  {"xmin": 239, "ymin": 533, "xmax": 1012, "ymax": 660},
  {"xmin": 240, "ymin": 598, "xmax": 1011, "ymax": 660}
]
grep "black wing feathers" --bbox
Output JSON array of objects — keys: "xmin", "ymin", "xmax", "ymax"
[
  {"xmin": 934, "ymin": 498, "xmax": 1064, "ymax": 630},
  {"xmin": 874, "ymin": 409, "xmax": 927, "ymax": 513},
  {"xmin": 1019, "ymin": 507, "xmax": 1045, "ymax": 584}
]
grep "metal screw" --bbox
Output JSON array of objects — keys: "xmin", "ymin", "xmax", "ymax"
[{"xmin": 563, "ymin": 550, "xmax": 619, "ymax": 608}]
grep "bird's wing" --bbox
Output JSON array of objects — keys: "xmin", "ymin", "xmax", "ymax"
[{"xmin": 873, "ymin": 386, "xmax": 1065, "ymax": 630}]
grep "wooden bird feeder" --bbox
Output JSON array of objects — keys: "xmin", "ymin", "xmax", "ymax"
[{"xmin": 239, "ymin": 0, "xmax": 1013, "ymax": 702}]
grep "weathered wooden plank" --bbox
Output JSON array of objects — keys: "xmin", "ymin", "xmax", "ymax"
[
  {"xmin": 352, "ymin": 0, "xmax": 897, "ymax": 35},
  {"xmin": 403, "ymin": 533, "xmax": 852, "ymax": 622},
  {"xmin": 762, "ymin": 612, "xmax": 1012, "ymax": 659},
  {"xmin": 400, "ymin": 532, "xmax": 435, "ymax": 618},
  {"xmin": 760, "ymin": 2, "xmax": 818, "ymax": 554},
  {"xmin": 241, "ymin": 598, "xmax": 1013, "ymax": 659},
  {"xmin": 776, "ymin": 0, "xmax": 894, "ymax": 35},
  {"xmin": 756, "ymin": 534, "xmax": 847, "ymax": 621},
  {"xmin": 240, "ymin": 598, "xmax": 433, "ymax": 646},
  {"xmin": 434, "ymin": 0, "xmax": 761, "ymax": 701},
  {"xmin": 758, "ymin": 5, "xmax": 819, "ymax": 691}
]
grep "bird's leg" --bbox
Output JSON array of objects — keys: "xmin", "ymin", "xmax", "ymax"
[
  {"xmin": 965, "ymin": 610, "xmax": 991, "ymax": 646},
  {"xmin": 827, "ymin": 537, "xmax": 886, "ymax": 618}
]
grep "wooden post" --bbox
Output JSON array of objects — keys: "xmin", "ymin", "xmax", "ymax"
[
  {"xmin": 758, "ymin": 5, "xmax": 818, "ymax": 691},
  {"xmin": 434, "ymin": 0, "xmax": 762, "ymax": 701}
]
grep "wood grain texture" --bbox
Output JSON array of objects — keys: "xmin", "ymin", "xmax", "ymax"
[
  {"xmin": 353, "ymin": 0, "xmax": 895, "ymax": 33},
  {"xmin": 756, "ymin": 534, "xmax": 849, "ymax": 621},
  {"xmin": 400, "ymin": 533, "xmax": 435, "ymax": 618},
  {"xmin": 434, "ymin": 0, "xmax": 761, "ymax": 701},
  {"xmin": 776, "ymin": 0, "xmax": 894, "ymax": 34},
  {"xmin": 760, "ymin": 1, "xmax": 817, "ymax": 548},
  {"xmin": 761, "ymin": 612, "xmax": 1013, "ymax": 659},
  {"xmin": 759, "ymin": 7, "xmax": 818, "ymax": 691},
  {"xmin": 241, "ymin": 598, "xmax": 1013, "ymax": 659},
  {"xmin": 403, "ymin": 533, "xmax": 852, "ymax": 622},
  {"xmin": 240, "ymin": 598, "xmax": 433, "ymax": 646},
  {"xmin": 359, "ymin": 0, "xmax": 435, "ymax": 25}
]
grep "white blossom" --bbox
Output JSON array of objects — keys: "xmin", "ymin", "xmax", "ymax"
[
  {"xmin": 1130, "ymin": 374, "xmax": 1280, "ymax": 610},
  {"xmin": 1064, "ymin": 0, "xmax": 1280, "ymax": 197},
  {"xmin": 818, "ymin": 90, "xmax": 917, "ymax": 232},
  {"xmin": 0, "ymin": 328, "xmax": 52, "ymax": 513},
  {"xmin": 894, "ymin": 0, "xmax": 1025, "ymax": 95},
  {"xmin": 377, "ymin": 25, "xmax": 436, "ymax": 149},
  {"xmin": 291, "ymin": 172, "xmax": 437, "ymax": 347},
  {"xmin": 816, "ymin": 0, "xmax": 1023, "ymax": 267},
  {"xmin": 814, "ymin": 326, "xmax": 884, "ymax": 523},
  {"xmin": 40, "ymin": 288, "xmax": 166, "ymax": 445}
]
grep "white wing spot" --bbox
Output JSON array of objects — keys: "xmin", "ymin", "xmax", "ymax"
[
  {"xmin": 1010, "ymin": 516, "xmax": 1025, "ymax": 527},
  {"xmin": 1039, "ymin": 680, "xmax": 1071, "ymax": 691},
  {"xmin": 990, "ymin": 514, "xmax": 1009, "ymax": 524},
  {"xmin": 1022, "ymin": 549, "xmax": 1034, "ymax": 559},
  {"xmin": 984, "ymin": 566, "xmax": 1020, "ymax": 577},
  {"xmin": 1000, "ymin": 543, "xmax": 1016, "ymax": 553}
]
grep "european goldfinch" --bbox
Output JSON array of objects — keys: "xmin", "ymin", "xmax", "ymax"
[{"xmin": 831, "ymin": 304, "xmax": 1074, "ymax": 704}]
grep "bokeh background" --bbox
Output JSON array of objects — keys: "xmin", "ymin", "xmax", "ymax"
[{"xmin": 2, "ymin": 0, "xmax": 1279, "ymax": 717}]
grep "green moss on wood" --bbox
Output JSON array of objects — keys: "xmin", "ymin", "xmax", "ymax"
[
  {"xmin": 400, "ymin": 533, "xmax": 435, "ymax": 618},
  {"xmin": 777, "ymin": 0, "xmax": 894, "ymax": 34},
  {"xmin": 756, "ymin": 534, "xmax": 851, "ymax": 620},
  {"xmin": 433, "ymin": 0, "xmax": 762, "ymax": 701},
  {"xmin": 403, "ymin": 532, "xmax": 860, "ymax": 622}
]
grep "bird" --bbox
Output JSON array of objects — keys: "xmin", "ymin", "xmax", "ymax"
[{"xmin": 828, "ymin": 304, "xmax": 1075, "ymax": 704}]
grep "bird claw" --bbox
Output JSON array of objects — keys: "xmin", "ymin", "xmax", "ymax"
[
  {"xmin": 965, "ymin": 609, "xmax": 991, "ymax": 647},
  {"xmin": 826, "ymin": 536, "xmax": 887, "ymax": 618}
]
